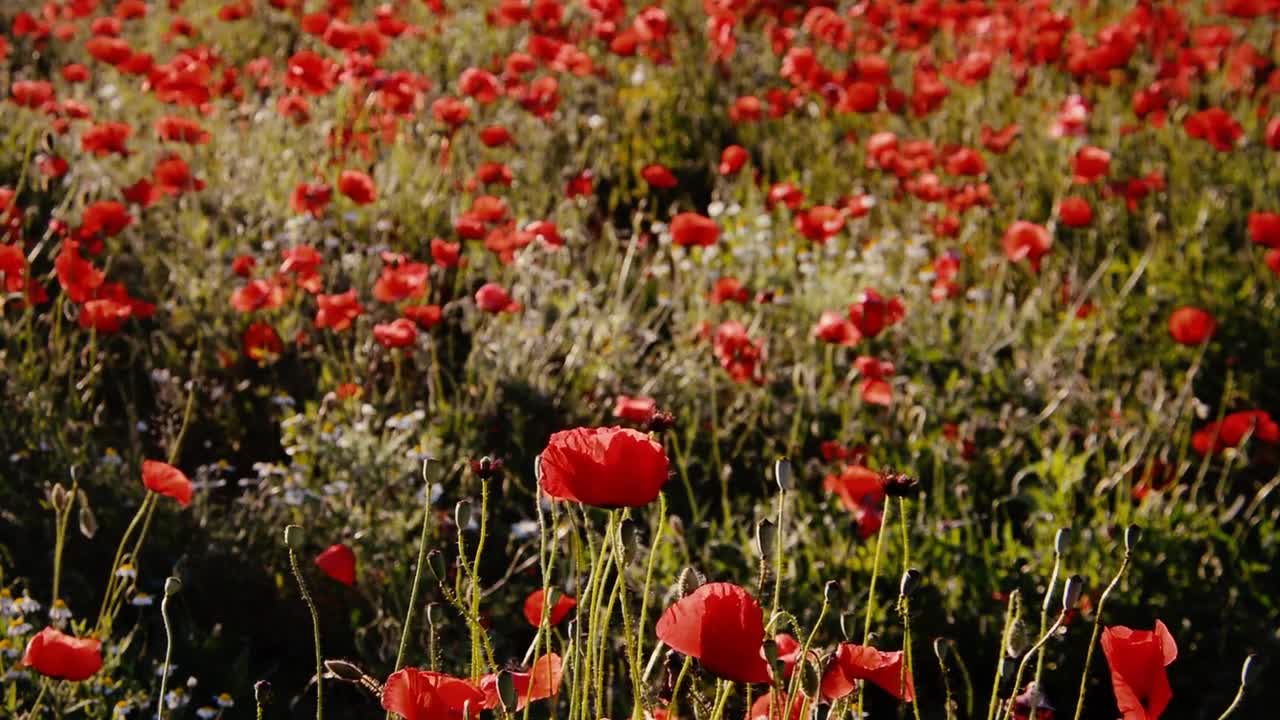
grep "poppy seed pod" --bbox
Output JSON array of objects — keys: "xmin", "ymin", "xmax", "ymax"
[
  {"xmin": 899, "ymin": 568, "xmax": 922, "ymax": 597},
  {"xmin": 1241, "ymin": 654, "xmax": 1260, "ymax": 687},
  {"xmin": 617, "ymin": 519, "xmax": 640, "ymax": 565},
  {"xmin": 755, "ymin": 519, "xmax": 777, "ymax": 558},
  {"xmin": 775, "ymin": 457, "xmax": 794, "ymax": 491},
  {"xmin": 455, "ymin": 499, "xmax": 472, "ymax": 530},
  {"xmin": 1062, "ymin": 575, "xmax": 1084, "ymax": 610},
  {"xmin": 284, "ymin": 524, "xmax": 304, "ymax": 549},
  {"xmin": 1054, "ymin": 528, "xmax": 1071, "ymax": 555},
  {"xmin": 1124, "ymin": 524, "xmax": 1141, "ymax": 552},
  {"xmin": 254, "ymin": 680, "xmax": 272, "ymax": 705},
  {"xmin": 164, "ymin": 577, "xmax": 182, "ymax": 597}
]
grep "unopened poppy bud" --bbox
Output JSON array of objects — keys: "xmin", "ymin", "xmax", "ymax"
[
  {"xmin": 932, "ymin": 638, "xmax": 950, "ymax": 661},
  {"xmin": 647, "ymin": 411, "xmax": 677, "ymax": 433},
  {"xmin": 1241, "ymin": 654, "xmax": 1260, "ymax": 687},
  {"xmin": 1062, "ymin": 575, "xmax": 1084, "ymax": 611},
  {"xmin": 823, "ymin": 580, "xmax": 839, "ymax": 604},
  {"xmin": 617, "ymin": 519, "xmax": 640, "ymax": 565},
  {"xmin": 799, "ymin": 657, "xmax": 820, "ymax": 697},
  {"xmin": 325, "ymin": 659, "xmax": 364, "ymax": 681},
  {"xmin": 1054, "ymin": 528, "xmax": 1071, "ymax": 555},
  {"xmin": 880, "ymin": 469, "xmax": 920, "ymax": 498},
  {"xmin": 498, "ymin": 670, "xmax": 518, "ymax": 711},
  {"xmin": 284, "ymin": 524, "xmax": 304, "ymax": 549},
  {"xmin": 49, "ymin": 483, "xmax": 69, "ymax": 512},
  {"xmin": 78, "ymin": 504, "xmax": 98, "ymax": 539},
  {"xmin": 455, "ymin": 500, "xmax": 472, "ymax": 529},
  {"xmin": 775, "ymin": 458, "xmax": 794, "ymax": 491},
  {"xmin": 254, "ymin": 680, "xmax": 272, "ymax": 705},
  {"xmin": 755, "ymin": 519, "xmax": 776, "ymax": 558},
  {"xmin": 471, "ymin": 456, "xmax": 503, "ymax": 480},
  {"xmin": 164, "ymin": 577, "xmax": 182, "ymax": 597},
  {"xmin": 1124, "ymin": 524, "xmax": 1141, "ymax": 552},
  {"xmin": 427, "ymin": 550, "xmax": 446, "ymax": 582},
  {"xmin": 676, "ymin": 567, "xmax": 704, "ymax": 597},
  {"xmin": 763, "ymin": 639, "xmax": 784, "ymax": 683},
  {"xmin": 899, "ymin": 568, "xmax": 922, "ymax": 597}
]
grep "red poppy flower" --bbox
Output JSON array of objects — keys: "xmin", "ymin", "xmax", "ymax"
[
  {"xmin": 794, "ymin": 206, "xmax": 845, "ymax": 243},
  {"xmin": 1248, "ymin": 211, "xmax": 1280, "ymax": 248},
  {"xmin": 719, "ymin": 145, "xmax": 748, "ymax": 176},
  {"xmin": 981, "ymin": 123, "xmax": 1020, "ymax": 154},
  {"xmin": 55, "ymin": 242, "xmax": 105, "ymax": 303},
  {"xmin": 80, "ymin": 201, "xmax": 133, "ymax": 240},
  {"xmin": 79, "ymin": 297, "xmax": 133, "ymax": 333},
  {"xmin": 81, "ymin": 121, "xmax": 132, "ymax": 157},
  {"xmin": 847, "ymin": 289, "xmax": 905, "ymax": 339},
  {"xmin": 315, "ymin": 543, "xmax": 356, "ymax": 586},
  {"xmin": 231, "ymin": 279, "xmax": 286, "ymax": 314},
  {"xmin": 1167, "ymin": 307, "xmax": 1215, "ymax": 346},
  {"xmin": 475, "ymin": 282, "xmax": 520, "ymax": 313},
  {"xmin": 1002, "ymin": 221, "xmax": 1053, "ymax": 273},
  {"xmin": 1192, "ymin": 411, "xmax": 1280, "ymax": 455},
  {"xmin": 747, "ymin": 692, "xmax": 805, "ymax": 720},
  {"xmin": 431, "ymin": 238, "xmax": 462, "ymax": 268},
  {"xmin": 1267, "ymin": 249, "xmax": 1280, "ymax": 277},
  {"xmin": 22, "ymin": 627, "xmax": 102, "ymax": 681},
  {"xmin": 538, "ymin": 426, "xmax": 669, "ymax": 508},
  {"xmin": 670, "ymin": 212, "xmax": 719, "ymax": 247},
  {"xmin": 479, "ymin": 654, "xmax": 563, "ymax": 711},
  {"xmin": 404, "ymin": 304, "xmax": 443, "ymax": 329},
  {"xmin": 10, "ymin": 80, "xmax": 55, "ymax": 109},
  {"xmin": 814, "ymin": 311, "xmax": 860, "ymax": 346},
  {"xmin": 768, "ymin": 183, "xmax": 805, "ymax": 211},
  {"xmin": 315, "ymin": 290, "xmax": 363, "ymax": 331},
  {"xmin": 613, "ymin": 395, "xmax": 657, "ymax": 425},
  {"xmin": 823, "ymin": 464, "xmax": 885, "ymax": 513},
  {"xmin": 382, "ymin": 669, "xmax": 486, "ymax": 720},
  {"xmin": 943, "ymin": 147, "xmax": 986, "ymax": 176},
  {"xmin": 712, "ymin": 321, "xmax": 764, "ymax": 384},
  {"xmin": 642, "ymin": 164, "xmax": 678, "ymax": 189},
  {"xmin": 86, "ymin": 36, "xmax": 133, "ymax": 65},
  {"xmin": 1058, "ymin": 196, "xmax": 1093, "ymax": 227},
  {"xmin": 1100, "ymin": 621, "xmax": 1177, "ymax": 720},
  {"xmin": 374, "ymin": 261, "xmax": 430, "ymax": 303},
  {"xmin": 522, "ymin": 589, "xmax": 576, "ymax": 627},
  {"xmin": 374, "ymin": 318, "xmax": 418, "ymax": 348},
  {"xmin": 854, "ymin": 356, "xmax": 894, "ymax": 406},
  {"xmin": 338, "ymin": 170, "xmax": 377, "ymax": 205},
  {"xmin": 243, "ymin": 322, "xmax": 283, "ymax": 363},
  {"xmin": 710, "ymin": 277, "xmax": 750, "ymax": 305},
  {"xmin": 1072, "ymin": 146, "xmax": 1111, "ymax": 184},
  {"xmin": 1183, "ymin": 108, "xmax": 1242, "ymax": 152},
  {"xmin": 479, "ymin": 125, "xmax": 513, "ymax": 147},
  {"xmin": 655, "ymin": 582, "xmax": 770, "ymax": 684},
  {"xmin": 1266, "ymin": 117, "xmax": 1280, "ymax": 151},
  {"xmin": 155, "ymin": 115, "xmax": 210, "ymax": 144},
  {"xmin": 820, "ymin": 643, "xmax": 914, "ymax": 702},
  {"xmin": 142, "ymin": 460, "xmax": 193, "ymax": 507},
  {"xmin": 153, "ymin": 155, "xmax": 205, "ymax": 197},
  {"xmin": 286, "ymin": 50, "xmax": 336, "ymax": 95},
  {"xmin": 432, "ymin": 97, "xmax": 471, "ymax": 128},
  {"xmin": 292, "ymin": 182, "xmax": 332, "ymax": 217}
]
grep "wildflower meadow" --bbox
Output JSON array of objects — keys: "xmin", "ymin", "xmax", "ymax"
[{"xmin": 2, "ymin": 1, "xmax": 1280, "ymax": 719}]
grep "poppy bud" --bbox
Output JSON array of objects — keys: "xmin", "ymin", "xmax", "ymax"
[
  {"xmin": 1240, "ymin": 654, "xmax": 1261, "ymax": 687},
  {"xmin": 823, "ymin": 580, "xmax": 839, "ymax": 604},
  {"xmin": 1124, "ymin": 524, "xmax": 1141, "ymax": 552},
  {"xmin": 755, "ymin": 519, "xmax": 776, "ymax": 558},
  {"xmin": 254, "ymin": 680, "xmax": 272, "ymax": 705},
  {"xmin": 284, "ymin": 524, "xmax": 304, "ymax": 550},
  {"xmin": 455, "ymin": 500, "xmax": 472, "ymax": 530},
  {"xmin": 839, "ymin": 611, "xmax": 854, "ymax": 640},
  {"xmin": 1006, "ymin": 621, "xmax": 1029, "ymax": 657},
  {"xmin": 427, "ymin": 550, "xmax": 446, "ymax": 582},
  {"xmin": 164, "ymin": 577, "xmax": 182, "ymax": 597},
  {"xmin": 799, "ymin": 657, "xmax": 821, "ymax": 697},
  {"xmin": 533, "ymin": 455, "xmax": 543, "ymax": 484},
  {"xmin": 1061, "ymin": 575, "xmax": 1084, "ymax": 611},
  {"xmin": 676, "ymin": 567, "xmax": 704, "ymax": 597},
  {"xmin": 1054, "ymin": 528, "xmax": 1071, "ymax": 555},
  {"xmin": 78, "ymin": 504, "xmax": 98, "ymax": 539},
  {"xmin": 49, "ymin": 483, "xmax": 69, "ymax": 512},
  {"xmin": 325, "ymin": 659, "xmax": 364, "ymax": 681},
  {"xmin": 763, "ymin": 639, "xmax": 784, "ymax": 683},
  {"xmin": 933, "ymin": 638, "xmax": 951, "ymax": 662},
  {"xmin": 775, "ymin": 457, "xmax": 794, "ymax": 491},
  {"xmin": 498, "ymin": 670, "xmax": 518, "ymax": 711},
  {"xmin": 899, "ymin": 568, "xmax": 922, "ymax": 597},
  {"xmin": 617, "ymin": 519, "xmax": 640, "ymax": 565}
]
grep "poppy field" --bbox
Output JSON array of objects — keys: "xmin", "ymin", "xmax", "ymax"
[{"xmin": 4, "ymin": 0, "xmax": 1280, "ymax": 718}]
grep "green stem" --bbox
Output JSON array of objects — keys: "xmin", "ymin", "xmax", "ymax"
[
  {"xmin": 987, "ymin": 591, "xmax": 1021, "ymax": 720},
  {"xmin": 1216, "ymin": 683, "xmax": 1247, "ymax": 720},
  {"xmin": 158, "ymin": 593, "xmax": 176, "ymax": 720},
  {"xmin": 388, "ymin": 463, "xmax": 435, "ymax": 719},
  {"xmin": 1004, "ymin": 613, "xmax": 1066, "ymax": 720},
  {"xmin": 1070, "ymin": 553, "xmax": 1130, "ymax": 720},
  {"xmin": 1029, "ymin": 552, "xmax": 1063, "ymax": 718},
  {"xmin": 770, "ymin": 490, "xmax": 785, "ymax": 618},
  {"xmin": 289, "ymin": 546, "xmax": 324, "ymax": 720},
  {"xmin": 901, "ymin": 596, "xmax": 923, "ymax": 720},
  {"xmin": 857, "ymin": 499, "xmax": 892, "ymax": 720}
]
